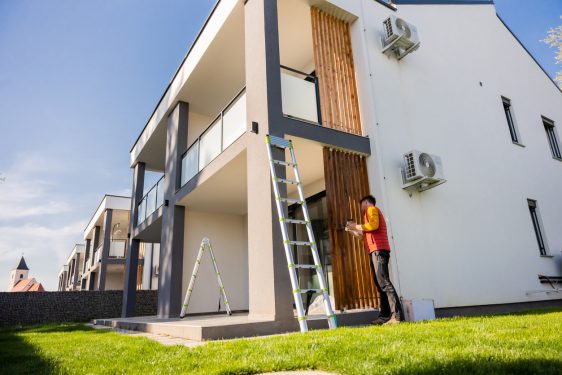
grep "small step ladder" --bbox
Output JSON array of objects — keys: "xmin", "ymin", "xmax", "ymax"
[
  {"xmin": 180, "ymin": 237, "xmax": 232, "ymax": 319},
  {"xmin": 266, "ymin": 135, "xmax": 337, "ymax": 332}
]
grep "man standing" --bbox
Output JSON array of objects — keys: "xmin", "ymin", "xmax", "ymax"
[{"xmin": 346, "ymin": 195, "xmax": 403, "ymax": 325}]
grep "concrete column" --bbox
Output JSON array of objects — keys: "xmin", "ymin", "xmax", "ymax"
[
  {"xmin": 122, "ymin": 162, "xmax": 145, "ymax": 317},
  {"xmin": 73, "ymin": 253, "xmax": 81, "ymax": 287},
  {"xmin": 244, "ymin": 0, "xmax": 293, "ymax": 320},
  {"xmin": 92, "ymin": 226, "xmax": 101, "ymax": 268},
  {"xmin": 98, "ymin": 209, "xmax": 113, "ymax": 291},
  {"xmin": 157, "ymin": 101, "xmax": 188, "ymax": 318},
  {"xmin": 142, "ymin": 243, "xmax": 153, "ymax": 290}
]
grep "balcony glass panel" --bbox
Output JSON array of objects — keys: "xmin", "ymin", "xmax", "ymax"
[
  {"xmin": 146, "ymin": 186, "xmax": 157, "ymax": 217},
  {"xmin": 138, "ymin": 198, "xmax": 146, "ymax": 224},
  {"xmin": 222, "ymin": 93, "xmax": 247, "ymax": 149},
  {"xmin": 156, "ymin": 178, "xmax": 164, "ymax": 208},
  {"xmin": 281, "ymin": 68, "xmax": 319, "ymax": 124},
  {"xmin": 109, "ymin": 240, "xmax": 127, "ymax": 258},
  {"xmin": 181, "ymin": 142, "xmax": 199, "ymax": 186},
  {"xmin": 199, "ymin": 118, "xmax": 222, "ymax": 170}
]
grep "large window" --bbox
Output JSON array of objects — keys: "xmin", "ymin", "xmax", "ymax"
[
  {"xmin": 502, "ymin": 97, "xmax": 521, "ymax": 144},
  {"xmin": 542, "ymin": 116, "xmax": 561, "ymax": 160},
  {"xmin": 527, "ymin": 199, "xmax": 547, "ymax": 256}
]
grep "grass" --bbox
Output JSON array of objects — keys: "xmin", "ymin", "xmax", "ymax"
[{"xmin": 0, "ymin": 308, "xmax": 561, "ymax": 374}]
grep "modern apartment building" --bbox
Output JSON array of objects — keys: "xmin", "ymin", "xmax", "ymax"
[
  {"xmin": 80, "ymin": 195, "xmax": 133, "ymax": 291},
  {"xmin": 58, "ymin": 244, "xmax": 85, "ymax": 291},
  {"xmin": 120, "ymin": 0, "xmax": 562, "ymax": 327}
]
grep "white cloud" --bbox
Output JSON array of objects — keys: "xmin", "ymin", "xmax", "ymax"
[{"xmin": 0, "ymin": 221, "xmax": 86, "ymax": 291}]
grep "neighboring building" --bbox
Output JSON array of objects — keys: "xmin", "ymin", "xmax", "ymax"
[
  {"xmin": 58, "ymin": 244, "xmax": 86, "ymax": 291},
  {"xmin": 120, "ymin": 0, "xmax": 562, "ymax": 327},
  {"xmin": 80, "ymin": 195, "xmax": 132, "ymax": 291},
  {"xmin": 9, "ymin": 256, "xmax": 45, "ymax": 292},
  {"xmin": 57, "ymin": 265, "xmax": 69, "ymax": 292}
]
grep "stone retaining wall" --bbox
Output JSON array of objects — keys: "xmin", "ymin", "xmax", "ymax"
[{"xmin": 0, "ymin": 290, "xmax": 157, "ymax": 325}]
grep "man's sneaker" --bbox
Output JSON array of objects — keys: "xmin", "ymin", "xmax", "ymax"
[
  {"xmin": 383, "ymin": 317, "xmax": 402, "ymax": 325},
  {"xmin": 372, "ymin": 316, "xmax": 390, "ymax": 325}
]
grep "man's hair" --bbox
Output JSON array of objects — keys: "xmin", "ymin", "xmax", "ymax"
[{"xmin": 360, "ymin": 195, "xmax": 376, "ymax": 206}]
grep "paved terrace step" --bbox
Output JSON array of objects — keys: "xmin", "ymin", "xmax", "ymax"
[{"xmin": 93, "ymin": 310, "xmax": 379, "ymax": 341}]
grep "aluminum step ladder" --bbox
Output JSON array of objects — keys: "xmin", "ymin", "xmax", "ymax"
[
  {"xmin": 266, "ymin": 135, "xmax": 337, "ymax": 332},
  {"xmin": 180, "ymin": 237, "xmax": 232, "ymax": 319}
]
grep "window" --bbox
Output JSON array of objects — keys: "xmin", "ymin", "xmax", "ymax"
[
  {"xmin": 527, "ymin": 199, "xmax": 547, "ymax": 256},
  {"xmin": 502, "ymin": 97, "xmax": 520, "ymax": 144},
  {"xmin": 542, "ymin": 117, "xmax": 561, "ymax": 160}
]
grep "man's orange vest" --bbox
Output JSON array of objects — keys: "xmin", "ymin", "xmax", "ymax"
[{"xmin": 363, "ymin": 207, "xmax": 391, "ymax": 254}]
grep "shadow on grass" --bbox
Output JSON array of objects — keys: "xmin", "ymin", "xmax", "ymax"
[
  {"xmin": 396, "ymin": 358, "xmax": 562, "ymax": 375},
  {"xmin": 0, "ymin": 328, "xmax": 59, "ymax": 374},
  {"xmin": 0, "ymin": 322, "xmax": 92, "ymax": 334}
]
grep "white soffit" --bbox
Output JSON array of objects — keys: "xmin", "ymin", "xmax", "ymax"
[
  {"xmin": 308, "ymin": 0, "xmax": 358, "ymax": 23},
  {"xmin": 130, "ymin": 0, "xmax": 240, "ymax": 166}
]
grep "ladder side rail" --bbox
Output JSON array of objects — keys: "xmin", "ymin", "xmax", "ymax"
[
  {"xmin": 266, "ymin": 139, "xmax": 308, "ymax": 332},
  {"xmin": 289, "ymin": 145, "xmax": 338, "ymax": 329},
  {"xmin": 205, "ymin": 239, "xmax": 233, "ymax": 315},
  {"xmin": 180, "ymin": 241, "xmax": 206, "ymax": 318}
]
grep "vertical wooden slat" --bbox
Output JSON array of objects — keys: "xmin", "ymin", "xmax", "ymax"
[
  {"xmin": 324, "ymin": 148, "xmax": 379, "ymax": 310},
  {"xmin": 311, "ymin": 8, "xmax": 362, "ymax": 135}
]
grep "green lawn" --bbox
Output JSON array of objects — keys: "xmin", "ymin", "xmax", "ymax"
[{"xmin": 1, "ymin": 308, "xmax": 561, "ymax": 375}]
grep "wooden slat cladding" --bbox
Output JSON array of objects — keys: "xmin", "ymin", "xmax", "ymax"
[
  {"xmin": 311, "ymin": 7, "xmax": 362, "ymax": 135},
  {"xmin": 323, "ymin": 148, "xmax": 379, "ymax": 310}
]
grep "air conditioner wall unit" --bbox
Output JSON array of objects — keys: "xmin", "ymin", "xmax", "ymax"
[
  {"xmin": 401, "ymin": 150, "xmax": 446, "ymax": 192},
  {"xmin": 381, "ymin": 15, "xmax": 420, "ymax": 60}
]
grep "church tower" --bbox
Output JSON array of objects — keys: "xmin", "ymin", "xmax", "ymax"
[{"xmin": 9, "ymin": 256, "xmax": 29, "ymax": 290}]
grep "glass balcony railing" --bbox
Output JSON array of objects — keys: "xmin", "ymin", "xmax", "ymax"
[
  {"xmin": 180, "ymin": 88, "xmax": 247, "ymax": 187},
  {"xmin": 137, "ymin": 175, "xmax": 165, "ymax": 224},
  {"xmin": 109, "ymin": 239, "xmax": 128, "ymax": 258},
  {"xmin": 280, "ymin": 65, "xmax": 322, "ymax": 125}
]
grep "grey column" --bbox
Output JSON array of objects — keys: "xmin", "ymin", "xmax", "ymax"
[
  {"xmin": 157, "ymin": 101, "xmax": 188, "ymax": 318},
  {"xmin": 97, "ymin": 209, "xmax": 113, "ymax": 291},
  {"xmin": 122, "ymin": 162, "xmax": 145, "ymax": 317},
  {"xmin": 73, "ymin": 253, "xmax": 81, "ymax": 287},
  {"xmin": 92, "ymin": 226, "xmax": 101, "ymax": 268},
  {"xmin": 244, "ymin": 0, "xmax": 293, "ymax": 320}
]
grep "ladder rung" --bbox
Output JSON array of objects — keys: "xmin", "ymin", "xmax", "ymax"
[
  {"xmin": 275, "ymin": 178, "xmax": 300, "ymax": 185},
  {"xmin": 302, "ymin": 314, "xmax": 335, "ymax": 321},
  {"xmin": 286, "ymin": 240, "xmax": 315, "ymax": 246},
  {"xmin": 293, "ymin": 264, "xmax": 318, "ymax": 269},
  {"xmin": 278, "ymin": 197, "xmax": 303, "ymax": 204},
  {"xmin": 284, "ymin": 219, "xmax": 309, "ymax": 225},
  {"xmin": 272, "ymin": 159, "xmax": 296, "ymax": 167}
]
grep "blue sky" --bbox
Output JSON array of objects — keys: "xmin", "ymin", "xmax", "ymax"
[{"xmin": 0, "ymin": 0, "xmax": 560, "ymax": 290}]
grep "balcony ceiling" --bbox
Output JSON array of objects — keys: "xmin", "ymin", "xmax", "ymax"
[{"xmin": 135, "ymin": 2, "xmax": 245, "ymax": 171}]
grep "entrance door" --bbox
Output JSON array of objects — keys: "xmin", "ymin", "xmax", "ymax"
[{"xmin": 288, "ymin": 192, "xmax": 334, "ymax": 308}]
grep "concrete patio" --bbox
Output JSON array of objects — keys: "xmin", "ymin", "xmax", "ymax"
[{"xmin": 93, "ymin": 310, "xmax": 379, "ymax": 341}]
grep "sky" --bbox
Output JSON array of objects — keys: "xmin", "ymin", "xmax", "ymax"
[{"xmin": 0, "ymin": 0, "xmax": 561, "ymax": 291}]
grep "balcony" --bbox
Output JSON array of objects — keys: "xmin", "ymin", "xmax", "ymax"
[
  {"xmin": 180, "ymin": 88, "xmax": 247, "ymax": 187},
  {"xmin": 137, "ymin": 175, "xmax": 165, "ymax": 224},
  {"xmin": 280, "ymin": 66, "xmax": 321, "ymax": 125}
]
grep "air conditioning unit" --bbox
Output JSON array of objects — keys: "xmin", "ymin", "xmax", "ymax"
[
  {"xmin": 401, "ymin": 150, "xmax": 446, "ymax": 192},
  {"xmin": 381, "ymin": 15, "xmax": 420, "ymax": 60}
]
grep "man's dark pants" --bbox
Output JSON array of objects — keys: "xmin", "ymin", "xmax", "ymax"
[{"xmin": 369, "ymin": 250, "xmax": 403, "ymax": 320}]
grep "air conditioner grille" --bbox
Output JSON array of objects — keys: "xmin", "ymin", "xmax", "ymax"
[
  {"xmin": 383, "ymin": 18, "xmax": 394, "ymax": 39},
  {"xmin": 404, "ymin": 152, "xmax": 416, "ymax": 180}
]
